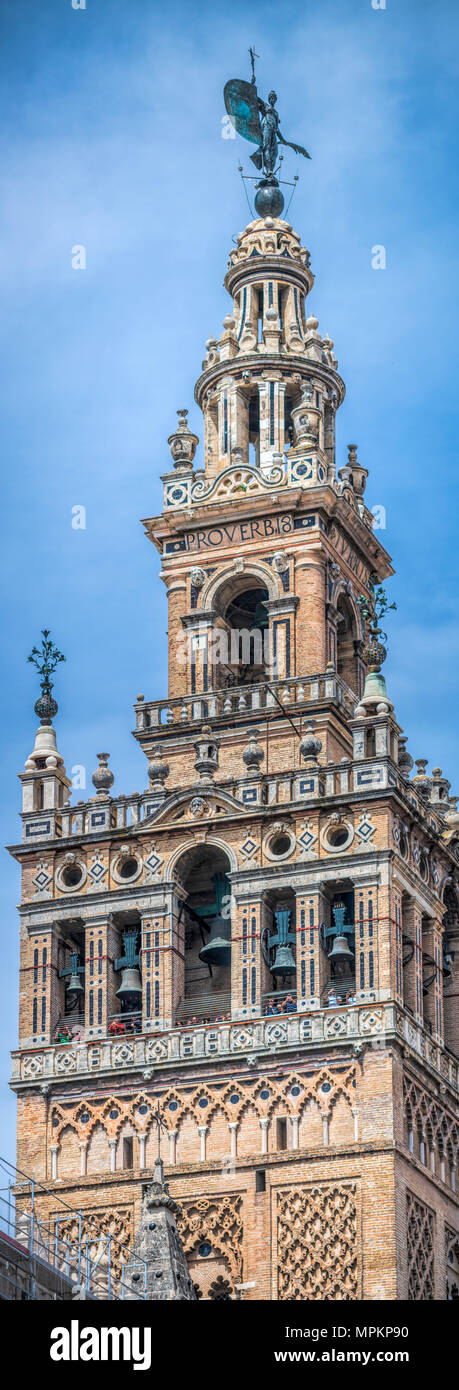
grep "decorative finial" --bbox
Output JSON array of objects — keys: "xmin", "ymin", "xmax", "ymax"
[
  {"xmin": 299, "ymin": 725, "xmax": 322, "ymax": 763},
  {"xmin": 148, "ymin": 744, "xmax": 170, "ymax": 793},
  {"xmin": 27, "ymin": 629, "xmax": 65, "ymax": 725},
  {"xmin": 398, "ymin": 736, "xmax": 414, "ymax": 780},
  {"xmin": 92, "ymin": 752, "xmax": 114, "ymax": 795},
  {"xmin": 194, "ymin": 725, "xmax": 219, "ymax": 783},
  {"xmin": 242, "ymin": 729, "xmax": 265, "ymax": 774},
  {"xmin": 167, "ymin": 409, "xmax": 198, "ymax": 470},
  {"xmin": 338, "ymin": 443, "xmax": 368, "ymax": 499}
]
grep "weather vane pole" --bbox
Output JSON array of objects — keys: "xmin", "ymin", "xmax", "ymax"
[
  {"xmin": 224, "ymin": 53, "xmax": 311, "ymax": 218},
  {"xmin": 152, "ymin": 1099, "xmax": 168, "ymax": 1164},
  {"xmin": 249, "ymin": 45, "xmax": 259, "ymax": 84}
]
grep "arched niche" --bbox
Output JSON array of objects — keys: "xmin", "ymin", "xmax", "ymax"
[{"xmin": 202, "ymin": 567, "xmax": 276, "ymax": 691}]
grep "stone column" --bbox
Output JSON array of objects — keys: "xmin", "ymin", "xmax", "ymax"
[
  {"xmin": 422, "ymin": 916, "xmax": 444, "ymax": 1043},
  {"xmin": 231, "ymin": 896, "xmax": 261, "ymax": 1020},
  {"xmin": 85, "ymin": 915, "xmax": 119, "ymax": 1040},
  {"xmin": 139, "ymin": 1135, "xmax": 146, "ymax": 1170},
  {"xmin": 229, "ymin": 1122, "xmax": 238, "ymax": 1160},
  {"xmin": 141, "ymin": 901, "xmax": 175, "ymax": 1034},
  {"xmin": 402, "ymin": 898, "xmax": 423, "ymax": 1024},
  {"xmin": 294, "ymin": 559, "xmax": 327, "ymax": 674},
  {"xmin": 109, "ymin": 1139, "xmax": 117, "ymax": 1173},
  {"xmin": 266, "ymin": 596, "xmax": 299, "ymax": 681},
  {"xmin": 228, "ymin": 385, "xmax": 249, "ymax": 459},
  {"xmin": 290, "ymin": 1116, "xmax": 299, "ymax": 1149},
  {"xmin": 26, "ymin": 928, "xmax": 60, "ymax": 1047},
  {"xmin": 168, "ymin": 1130, "xmax": 178, "ymax": 1165},
  {"xmin": 79, "ymin": 1142, "xmax": 88, "ymax": 1176},
  {"xmin": 295, "ymin": 886, "xmax": 329, "ymax": 1011},
  {"xmin": 355, "ymin": 883, "xmax": 378, "ymax": 1003},
  {"xmin": 50, "ymin": 1145, "xmax": 58, "ymax": 1180},
  {"xmin": 258, "ymin": 379, "xmax": 286, "ymax": 461},
  {"xmin": 322, "ymin": 1113, "xmax": 329, "ymax": 1146},
  {"xmin": 259, "ymin": 1118, "xmax": 270, "ymax": 1154},
  {"xmin": 393, "ymin": 885, "xmax": 404, "ymax": 1006},
  {"xmin": 182, "ymin": 616, "xmax": 213, "ymax": 697},
  {"xmin": 198, "ymin": 1126, "xmax": 208, "ymax": 1161}
]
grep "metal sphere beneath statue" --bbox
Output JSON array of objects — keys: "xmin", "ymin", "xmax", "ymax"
[{"xmin": 254, "ymin": 177, "xmax": 285, "ymax": 218}]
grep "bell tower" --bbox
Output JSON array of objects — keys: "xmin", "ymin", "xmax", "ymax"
[{"xmin": 9, "ymin": 147, "xmax": 459, "ymax": 1301}]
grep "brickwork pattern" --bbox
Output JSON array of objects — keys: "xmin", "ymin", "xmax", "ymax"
[
  {"xmin": 277, "ymin": 1181, "xmax": 358, "ymax": 1300},
  {"xmin": 406, "ymin": 1192, "xmax": 435, "ymax": 1300}
]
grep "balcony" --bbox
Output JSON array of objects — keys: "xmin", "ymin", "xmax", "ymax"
[
  {"xmin": 133, "ymin": 671, "xmax": 358, "ymax": 736},
  {"xmin": 12, "ymin": 1003, "xmax": 458, "ymax": 1092}
]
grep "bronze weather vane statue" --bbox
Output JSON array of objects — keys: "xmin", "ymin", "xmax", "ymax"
[{"xmin": 224, "ymin": 47, "xmax": 311, "ymax": 218}]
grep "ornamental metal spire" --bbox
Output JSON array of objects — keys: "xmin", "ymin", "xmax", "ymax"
[
  {"xmin": 27, "ymin": 629, "xmax": 65, "ymax": 725},
  {"xmin": 355, "ymin": 579, "xmax": 397, "ymax": 716}
]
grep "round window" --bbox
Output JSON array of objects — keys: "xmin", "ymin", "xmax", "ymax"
[
  {"xmin": 419, "ymin": 854, "xmax": 429, "ymax": 882},
  {"xmin": 118, "ymin": 857, "xmax": 139, "ymax": 880},
  {"xmin": 321, "ymin": 821, "xmax": 353, "ymax": 853},
  {"xmin": 327, "ymin": 827, "xmax": 348, "ymax": 848},
  {"xmin": 61, "ymin": 863, "xmax": 83, "ymax": 888},
  {"xmin": 270, "ymin": 833, "xmax": 292, "ymax": 857},
  {"xmin": 399, "ymin": 834, "xmax": 408, "ymax": 859},
  {"xmin": 198, "ymin": 1242, "xmax": 212, "ymax": 1258}
]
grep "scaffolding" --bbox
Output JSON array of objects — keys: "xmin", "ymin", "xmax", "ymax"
[{"xmin": 0, "ymin": 1156, "xmax": 147, "ymax": 1301}]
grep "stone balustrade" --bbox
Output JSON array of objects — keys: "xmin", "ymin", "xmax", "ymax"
[
  {"xmin": 21, "ymin": 753, "xmax": 441, "ymax": 844},
  {"xmin": 12, "ymin": 1003, "xmax": 458, "ymax": 1093},
  {"xmin": 134, "ymin": 671, "xmax": 357, "ymax": 732}
]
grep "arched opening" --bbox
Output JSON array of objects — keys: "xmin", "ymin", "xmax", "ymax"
[
  {"xmin": 211, "ymin": 582, "xmax": 270, "ymax": 690},
  {"xmin": 110, "ymin": 911, "xmax": 142, "ymax": 1036},
  {"xmin": 175, "ymin": 845, "xmax": 232, "ymax": 1025},
  {"xmin": 320, "ymin": 883, "xmax": 356, "ymax": 1007},
  {"xmin": 336, "ymin": 594, "xmax": 359, "ymax": 694},
  {"xmin": 261, "ymin": 887, "xmax": 297, "ymax": 1015},
  {"xmin": 248, "ymin": 390, "xmax": 260, "ymax": 464}
]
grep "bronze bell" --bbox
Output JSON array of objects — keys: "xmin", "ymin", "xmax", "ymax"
[
  {"xmin": 199, "ymin": 916, "xmax": 231, "ymax": 968},
  {"xmin": 66, "ymin": 967, "xmax": 84, "ymax": 995},
  {"xmin": 60, "ymin": 950, "xmax": 85, "ymax": 995},
  {"xmin": 271, "ymin": 943, "xmax": 296, "ymax": 978},
  {"xmin": 327, "ymin": 934, "xmax": 354, "ymax": 964},
  {"xmin": 116, "ymin": 966, "xmax": 142, "ymax": 1001}
]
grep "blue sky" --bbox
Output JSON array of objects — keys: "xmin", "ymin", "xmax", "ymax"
[{"xmin": 1, "ymin": 0, "xmax": 458, "ymax": 1164}]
